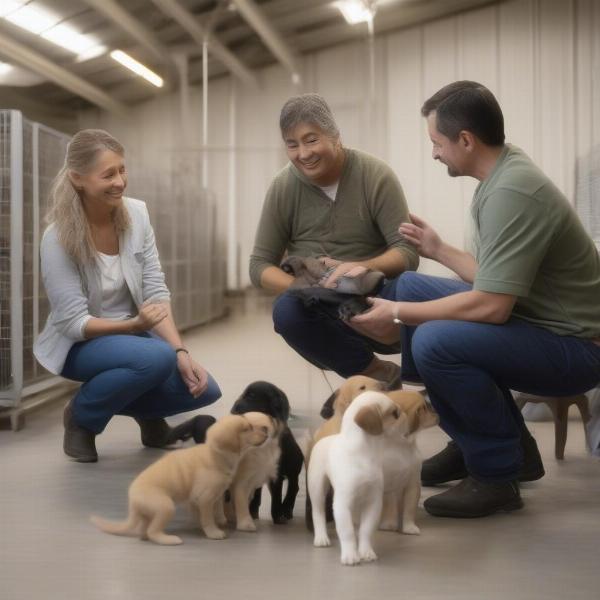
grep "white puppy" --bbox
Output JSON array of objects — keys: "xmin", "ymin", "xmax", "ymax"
[
  {"xmin": 307, "ymin": 391, "xmax": 400, "ymax": 566},
  {"xmin": 379, "ymin": 390, "xmax": 438, "ymax": 534}
]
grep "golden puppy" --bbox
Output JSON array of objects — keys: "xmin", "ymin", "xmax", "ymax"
[
  {"xmin": 379, "ymin": 390, "xmax": 438, "ymax": 533},
  {"xmin": 313, "ymin": 375, "xmax": 387, "ymax": 447},
  {"xmin": 228, "ymin": 418, "xmax": 282, "ymax": 532},
  {"xmin": 90, "ymin": 413, "xmax": 273, "ymax": 545}
]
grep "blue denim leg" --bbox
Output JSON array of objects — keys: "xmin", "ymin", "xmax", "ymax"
[
  {"xmin": 410, "ymin": 317, "xmax": 600, "ymax": 482},
  {"xmin": 272, "ymin": 288, "xmax": 400, "ymax": 377},
  {"xmin": 392, "ymin": 272, "xmax": 471, "ymax": 381},
  {"xmin": 61, "ymin": 333, "xmax": 221, "ymax": 434}
]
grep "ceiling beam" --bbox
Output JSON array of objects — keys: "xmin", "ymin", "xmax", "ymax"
[
  {"xmin": 0, "ymin": 29, "xmax": 127, "ymax": 114},
  {"xmin": 80, "ymin": 0, "xmax": 178, "ymax": 83},
  {"xmin": 231, "ymin": 0, "xmax": 301, "ymax": 79},
  {"xmin": 150, "ymin": 0, "xmax": 258, "ymax": 87}
]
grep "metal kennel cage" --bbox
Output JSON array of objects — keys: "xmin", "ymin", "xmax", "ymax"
[{"xmin": 0, "ymin": 110, "xmax": 226, "ymax": 430}]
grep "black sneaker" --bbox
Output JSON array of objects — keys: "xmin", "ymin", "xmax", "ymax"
[
  {"xmin": 421, "ymin": 441, "xmax": 467, "ymax": 486},
  {"xmin": 166, "ymin": 415, "xmax": 217, "ymax": 445},
  {"xmin": 135, "ymin": 417, "xmax": 172, "ymax": 448},
  {"xmin": 424, "ymin": 476, "xmax": 523, "ymax": 518},
  {"xmin": 63, "ymin": 401, "xmax": 98, "ymax": 463},
  {"xmin": 421, "ymin": 437, "xmax": 545, "ymax": 486}
]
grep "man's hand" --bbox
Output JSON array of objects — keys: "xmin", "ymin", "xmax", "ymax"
[
  {"xmin": 399, "ymin": 213, "xmax": 443, "ymax": 260},
  {"xmin": 349, "ymin": 297, "xmax": 401, "ymax": 344},
  {"xmin": 321, "ymin": 262, "xmax": 369, "ymax": 288},
  {"xmin": 176, "ymin": 352, "xmax": 209, "ymax": 398}
]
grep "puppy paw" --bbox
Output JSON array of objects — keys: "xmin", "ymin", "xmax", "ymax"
[
  {"xmin": 313, "ymin": 533, "xmax": 331, "ymax": 547},
  {"xmin": 237, "ymin": 520, "xmax": 257, "ymax": 532},
  {"xmin": 340, "ymin": 551, "xmax": 361, "ymax": 566},
  {"xmin": 205, "ymin": 528, "xmax": 227, "ymax": 540},
  {"xmin": 149, "ymin": 534, "xmax": 183, "ymax": 546},
  {"xmin": 401, "ymin": 523, "xmax": 420, "ymax": 535},
  {"xmin": 359, "ymin": 547, "xmax": 378, "ymax": 563},
  {"xmin": 378, "ymin": 520, "xmax": 398, "ymax": 532}
]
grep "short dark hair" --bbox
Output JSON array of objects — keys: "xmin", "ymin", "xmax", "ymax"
[{"xmin": 421, "ymin": 81, "xmax": 505, "ymax": 146}]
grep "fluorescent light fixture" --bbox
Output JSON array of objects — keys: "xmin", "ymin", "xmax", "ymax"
[
  {"xmin": 4, "ymin": 3, "xmax": 59, "ymax": 33},
  {"xmin": 110, "ymin": 50, "xmax": 164, "ymax": 88},
  {"xmin": 0, "ymin": 1, "xmax": 25, "ymax": 18},
  {"xmin": 334, "ymin": 0, "xmax": 376, "ymax": 25},
  {"xmin": 1, "ymin": 2, "xmax": 106, "ymax": 61},
  {"xmin": 0, "ymin": 61, "xmax": 13, "ymax": 76}
]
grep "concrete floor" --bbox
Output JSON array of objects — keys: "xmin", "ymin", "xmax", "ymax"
[{"xmin": 1, "ymin": 300, "xmax": 599, "ymax": 600}]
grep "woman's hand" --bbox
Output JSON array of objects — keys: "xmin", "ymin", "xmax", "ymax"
[
  {"xmin": 349, "ymin": 297, "xmax": 402, "ymax": 344},
  {"xmin": 399, "ymin": 213, "xmax": 443, "ymax": 260},
  {"xmin": 131, "ymin": 302, "xmax": 168, "ymax": 332},
  {"xmin": 177, "ymin": 352, "xmax": 209, "ymax": 398}
]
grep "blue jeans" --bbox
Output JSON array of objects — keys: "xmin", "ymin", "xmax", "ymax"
[
  {"xmin": 61, "ymin": 333, "xmax": 221, "ymax": 434},
  {"xmin": 394, "ymin": 272, "xmax": 600, "ymax": 482},
  {"xmin": 272, "ymin": 279, "xmax": 401, "ymax": 377}
]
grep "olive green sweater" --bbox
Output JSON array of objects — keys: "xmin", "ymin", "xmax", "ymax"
[{"xmin": 249, "ymin": 148, "xmax": 418, "ymax": 287}]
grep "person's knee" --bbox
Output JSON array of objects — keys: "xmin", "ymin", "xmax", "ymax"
[
  {"xmin": 272, "ymin": 294, "xmax": 303, "ymax": 337},
  {"xmin": 393, "ymin": 271, "xmax": 429, "ymax": 302},
  {"xmin": 136, "ymin": 340, "xmax": 177, "ymax": 381},
  {"xmin": 411, "ymin": 321, "xmax": 457, "ymax": 369},
  {"xmin": 201, "ymin": 375, "xmax": 222, "ymax": 407}
]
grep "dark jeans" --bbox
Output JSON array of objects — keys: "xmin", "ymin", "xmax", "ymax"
[
  {"xmin": 395, "ymin": 272, "xmax": 600, "ymax": 482},
  {"xmin": 61, "ymin": 332, "xmax": 221, "ymax": 434},
  {"xmin": 272, "ymin": 279, "xmax": 401, "ymax": 377}
]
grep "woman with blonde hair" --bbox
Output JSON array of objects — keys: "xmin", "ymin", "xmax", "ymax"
[{"xmin": 34, "ymin": 129, "xmax": 220, "ymax": 462}]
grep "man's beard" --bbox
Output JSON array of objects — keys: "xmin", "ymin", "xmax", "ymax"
[{"xmin": 447, "ymin": 166, "xmax": 460, "ymax": 177}]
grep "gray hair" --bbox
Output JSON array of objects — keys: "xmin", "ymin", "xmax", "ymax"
[
  {"xmin": 279, "ymin": 93, "xmax": 340, "ymax": 138},
  {"xmin": 46, "ymin": 129, "xmax": 130, "ymax": 264}
]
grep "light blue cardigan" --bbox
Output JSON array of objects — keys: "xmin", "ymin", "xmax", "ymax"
[{"xmin": 33, "ymin": 197, "xmax": 170, "ymax": 375}]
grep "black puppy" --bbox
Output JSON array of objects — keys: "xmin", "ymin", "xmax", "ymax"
[{"xmin": 231, "ymin": 381, "xmax": 304, "ymax": 524}]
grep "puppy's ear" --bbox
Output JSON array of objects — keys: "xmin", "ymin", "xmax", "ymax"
[
  {"xmin": 209, "ymin": 416, "xmax": 246, "ymax": 454},
  {"xmin": 406, "ymin": 404, "xmax": 438, "ymax": 434},
  {"xmin": 320, "ymin": 390, "xmax": 338, "ymax": 419},
  {"xmin": 276, "ymin": 390, "xmax": 290, "ymax": 422},
  {"xmin": 354, "ymin": 405, "xmax": 383, "ymax": 436}
]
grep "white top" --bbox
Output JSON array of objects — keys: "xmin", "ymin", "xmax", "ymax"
[
  {"xmin": 319, "ymin": 182, "xmax": 339, "ymax": 201},
  {"xmin": 96, "ymin": 252, "xmax": 136, "ymax": 320}
]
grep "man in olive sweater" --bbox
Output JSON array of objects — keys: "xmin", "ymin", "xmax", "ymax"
[
  {"xmin": 352, "ymin": 81, "xmax": 600, "ymax": 518},
  {"xmin": 249, "ymin": 93, "xmax": 418, "ymax": 383}
]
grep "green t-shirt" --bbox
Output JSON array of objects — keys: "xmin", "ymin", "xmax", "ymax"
[
  {"xmin": 249, "ymin": 148, "xmax": 419, "ymax": 287},
  {"xmin": 472, "ymin": 144, "xmax": 600, "ymax": 338}
]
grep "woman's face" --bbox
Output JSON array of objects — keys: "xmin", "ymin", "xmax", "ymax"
[{"xmin": 72, "ymin": 149, "xmax": 127, "ymax": 211}]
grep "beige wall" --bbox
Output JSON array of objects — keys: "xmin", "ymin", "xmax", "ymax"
[{"xmin": 79, "ymin": 0, "xmax": 600, "ymax": 288}]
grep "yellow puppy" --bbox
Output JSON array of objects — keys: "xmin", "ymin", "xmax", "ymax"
[
  {"xmin": 313, "ymin": 376, "xmax": 387, "ymax": 447},
  {"xmin": 379, "ymin": 390, "xmax": 438, "ymax": 533},
  {"xmin": 91, "ymin": 413, "xmax": 273, "ymax": 545}
]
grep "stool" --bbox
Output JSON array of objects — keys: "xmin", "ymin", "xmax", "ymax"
[{"xmin": 513, "ymin": 392, "xmax": 591, "ymax": 459}]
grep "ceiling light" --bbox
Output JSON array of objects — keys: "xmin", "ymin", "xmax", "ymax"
[
  {"xmin": 0, "ymin": 61, "xmax": 13, "ymax": 76},
  {"xmin": 1, "ymin": 3, "xmax": 106, "ymax": 61},
  {"xmin": 4, "ymin": 3, "xmax": 59, "ymax": 33},
  {"xmin": 334, "ymin": 0, "xmax": 377, "ymax": 25},
  {"xmin": 42, "ymin": 23, "xmax": 99, "ymax": 55},
  {"xmin": 110, "ymin": 50, "xmax": 164, "ymax": 88},
  {"xmin": 0, "ymin": 1, "xmax": 26, "ymax": 18}
]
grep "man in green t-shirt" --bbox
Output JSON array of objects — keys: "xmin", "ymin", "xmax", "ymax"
[
  {"xmin": 249, "ymin": 93, "xmax": 418, "ymax": 383},
  {"xmin": 353, "ymin": 81, "xmax": 600, "ymax": 518}
]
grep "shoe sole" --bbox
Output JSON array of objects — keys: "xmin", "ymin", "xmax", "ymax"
[
  {"xmin": 424, "ymin": 497, "xmax": 524, "ymax": 518},
  {"xmin": 423, "ymin": 467, "xmax": 545, "ymax": 486},
  {"xmin": 422, "ymin": 470, "xmax": 468, "ymax": 486}
]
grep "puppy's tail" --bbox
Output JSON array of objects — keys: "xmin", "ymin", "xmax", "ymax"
[{"xmin": 90, "ymin": 513, "xmax": 141, "ymax": 537}]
